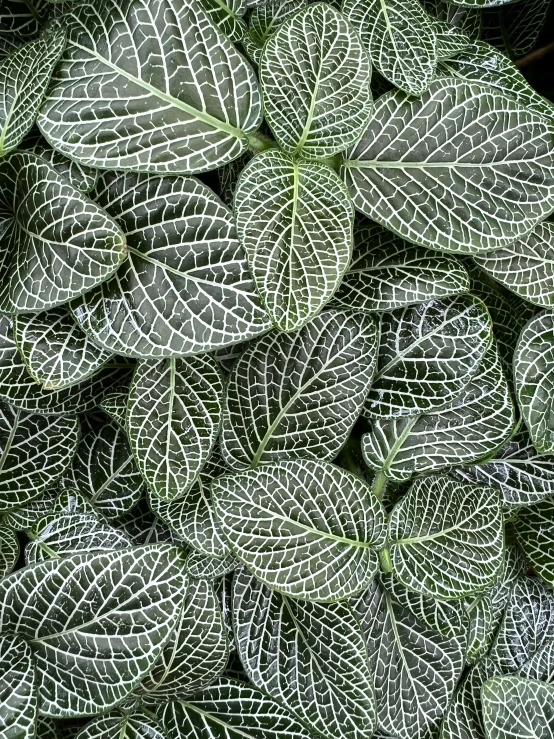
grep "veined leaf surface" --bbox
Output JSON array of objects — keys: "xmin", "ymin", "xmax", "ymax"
[
  {"xmin": 22, "ymin": 132, "xmax": 98, "ymax": 193},
  {"xmin": 0, "ymin": 523, "xmax": 18, "ymax": 575},
  {"xmin": 482, "ymin": 0, "xmax": 551, "ymax": 57},
  {"xmin": 1, "ymin": 488, "xmax": 57, "ymax": 531},
  {"xmin": 75, "ymin": 710, "xmax": 165, "ymax": 739},
  {"xmin": 482, "ymin": 676, "xmax": 554, "ymax": 738},
  {"xmin": 440, "ymin": 658, "xmax": 500, "ymax": 739},
  {"xmin": 0, "ymin": 633, "xmax": 37, "ymax": 739},
  {"xmin": 515, "ymin": 500, "xmax": 554, "ymax": 589}
]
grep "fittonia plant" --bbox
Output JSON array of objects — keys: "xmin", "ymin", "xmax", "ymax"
[{"xmin": 0, "ymin": 0, "xmax": 554, "ymax": 736}]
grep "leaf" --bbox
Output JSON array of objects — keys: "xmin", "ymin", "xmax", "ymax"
[
  {"xmin": 115, "ymin": 497, "xmax": 175, "ymax": 545},
  {"xmin": 514, "ymin": 310, "xmax": 554, "ymax": 454},
  {"xmin": 1, "ymin": 487, "xmax": 57, "ymax": 530},
  {"xmin": 343, "ymin": 0, "xmax": 437, "ymax": 95},
  {"xmin": 482, "ymin": 676, "xmax": 554, "ymax": 738},
  {"xmin": 212, "ymin": 458, "xmax": 387, "ymax": 602},
  {"xmin": 341, "ymin": 78, "xmax": 554, "ymax": 254},
  {"xmin": 0, "ymin": 523, "xmax": 18, "ymax": 575},
  {"xmin": 352, "ymin": 576, "xmax": 465, "ymax": 739},
  {"xmin": 420, "ymin": 0, "xmax": 481, "ymax": 40},
  {"xmin": 0, "ymin": 152, "xmax": 125, "ymax": 314},
  {"xmin": 515, "ymin": 500, "xmax": 554, "ymax": 589},
  {"xmin": 71, "ymin": 171, "xmax": 270, "ymax": 358},
  {"xmin": 260, "ymin": 3, "xmax": 372, "ymax": 159},
  {"xmin": 160, "ymin": 678, "xmax": 315, "ymax": 739},
  {"xmin": 200, "ymin": 0, "xmax": 246, "ymax": 42},
  {"xmin": 38, "ymin": 0, "xmax": 262, "ymax": 174},
  {"xmin": 14, "ymin": 308, "xmax": 114, "ymax": 390},
  {"xmin": 37, "ymin": 716, "xmax": 60, "ymax": 739},
  {"xmin": 23, "ymin": 132, "xmax": 98, "ymax": 193},
  {"xmin": 440, "ymin": 658, "xmax": 500, "ymax": 739},
  {"xmin": 0, "ymin": 544, "xmax": 188, "ymax": 716},
  {"xmin": 0, "ymin": 403, "xmax": 79, "ymax": 513},
  {"xmin": 451, "ymin": 428, "xmax": 554, "ymax": 509},
  {"xmin": 221, "ymin": 310, "xmax": 377, "ymax": 468},
  {"xmin": 75, "ymin": 710, "xmax": 166, "ymax": 739},
  {"xmin": 364, "ymin": 294, "xmax": 492, "ymax": 418},
  {"xmin": 448, "ymin": 0, "xmax": 517, "ymax": 6},
  {"xmin": 482, "ymin": 0, "xmax": 552, "ymax": 58},
  {"xmin": 362, "ymin": 345, "xmax": 516, "ymax": 480},
  {"xmin": 245, "ymin": 0, "xmax": 309, "ymax": 64},
  {"xmin": 128, "ymin": 356, "xmax": 223, "ymax": 502},
  {"xmin": 0, "ymin": 0, "xmax": 51, "ymax": 44},
  {"xmin": 69, "ymin": 420, "xmax": 144, "ymax": 520},
  {"xmin": 518, "ymin": 640, "xmax": 554, "ymax": 682},
  {"xmin": 331, "ymin": 221, "xmax": 470, "ymax": 313},
  {"xmin": 0, "ymin": 28, "xmax": 64, "ymax": 156},
  {"xmin": 0, "ymin": 633, "xmax": 37, "ymax": 739},
  {"xmin": 186, "ymin": 551, "xmax": 237, "ymax": 580},
  {"xmin": 233, "ymin": 567, "xmax": 376, "ymax": 739},
  {"xmin": 473, "ymin": 222, "xmax": 554, "ymax": 309},
  {"xmin": 234, "ymin": 150, "xmax": 353, "ymax": 331},
  {"xmin": 388, "ymin": 476, "xmax": 504, "ymax": 600},
  {"xmin": 99, "ymin": 381, "xmax": 130, "ymax": 429},
  {"xmin": 438, "ymin": 42, "xmax": 554, "ymax": 121}
]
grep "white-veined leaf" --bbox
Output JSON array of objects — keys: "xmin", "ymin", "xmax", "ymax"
[
  {"xmin": 362, "ymin": 345, "xmax": 516, "ymax": 480},
  {"xmin": 128, "ymin": 356, "xmax": 223, "ymax": 503},
  {"xmin": 186, "ymin": 551, "xmax": 237, "ymax": 580},
  {"xmin": 482, "ymin": 0, "xmax": 551, "ymax": 58},
  {"xmin": 0, "ymin": 544, "xmax": 188, "ymax": 716},
  {"xmin": 244, "ymin": 0, "xmax": 309, "ymax": 64},
  {"xmin": 233, "ymin": 567, "xmax": 376, "ymax": 739},
  {"xmin": 341, "ymin": 78, "xmax": 554, "ymax": 254},
  {"xmin": 440, "ymin": 658, "xmax": 500, "ymax": 739},
  {"xmin": 343, "ymin": 0, "xmax": 437, "ymax": 95},
  {"xmin": 71, "ymin": 171, "xmax": 270, "ymax": 358},
  {"xmin": 23, "ymin": 132, "xmax": 98, "ymax": 193},
  {"xmin": 0, "ymin": 403, "xmax": 79, "ymax": 513},
  {"xmin": 330, "ymin": 221, "xmax": 470, "ymax": 313},
  {"xmin": 1, "ymin": 487, "xmax": 57, "ymax": 530},
  {"xmin": 160, "ymin": 678, "xmax": 315, "ymax": 739},
  {"xmin": 420, "ymin": 0, "xmax": 481, "ymax": 40},
  {"xmin": 14, "ymin": 308, "xmax": 114, "ymax": 390},
  {"xmin": 0, "ymin": 152, "xmax": 125, "ymax": 314},
  {"xmin": 482, "ymin": 676, "xmax": 554, "ymax": 738},
  {"xmin": 0, "ymin": 0, "xmax": 51, "ymax": 45},
  {"xmin": 221, "ymin": 310, "xmax": 377, "ymax": 468},
  {"xmin": 0, "ymin": 633, "xmax": 37, "ymax": 739},
  {"xmin": 449, "ymin": 0, "xmax": 515, "ymax": 7},
  {"xmin": 38, "ymin": 0, "xmax": 262, "ymax": 174},
  {"xmin": 36, "ymin": 716, "xmax": 59, "ymax": 739},
  {"xmin": 0, "ymin": 523, "xmax": 18, "ymax": 576},
  {"xmin": 260, "ymin": 3, "xmax": 372, "ymax": 159},
  {"xmin": 212, "ymin": 458, "xmax": 387, "ymax": 602},
  {"xmin": 518, "ymin": 640, "xmax": 554, "ymax": 682},
  {"xmin": 352, "ymin": 576, "xmax": 465, "ymax": 739},
  {"xmin": 0, "ymin": 28, "xmax": 64, "ymax": 156},
  {"xmin": 99, "ymin": 381, "xmax": 130, "ymax": 429},
  {"xmin": 388, "ymin": 476, "xmax": 504, "ymax": 600},
  {"xmin": 115, "ymin": 497, "xmax": 175, "ymax": 545},
  {"xmin": 514, "ymin": 310, "xmax": 554, "ymax": 454},
  {"xmin": 75, "ymin": 710, "xmax": 166, "ymax": 739},
  {"xmin": 51, "ymin": 488, "xmax": 99, "ymax": 517},
  {"xmin": 364, "ymin": 294, "xmax": 492, "ymax": 418},
  {"xmin": 234, "ymin": 150, "xmax": 353, "ymax": 331},
  {"xmin": 69, "ymin": 420, "xmax": 144, "ymax": 520},
  {"xmin": 200, "ymin": 0, "xmax": 246, "ymax": 42},
  {"xmin": 515, "ymin": 500, "xmax": 554, "ymax": 590}
]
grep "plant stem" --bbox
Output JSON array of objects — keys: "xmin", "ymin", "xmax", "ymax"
[
  {"xmin": 372, "ymin": 470, "xmax": 388, "ymax": 500},
  {"xmin": 379, "ymin": 547, "xmax": 393, "ymax": 574},
  {"xmin": 246, "ymin": 131, "xmax": 279, "ymax": 153}
]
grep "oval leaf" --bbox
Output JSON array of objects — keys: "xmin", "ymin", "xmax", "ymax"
[
  {"xmin": 515, "ymin": 500, "xmax": 554, "ymax": 590},
  {"xmin": 0, "ymin": 633, "xmax": 37, "ymax": 739},
  {"xmin": 75, "ymin": 710, "xmax": 165, "ymax": 739},
  {"xmin": 482, "ymin": 676, "xmax": 554, "ymax": 739}
]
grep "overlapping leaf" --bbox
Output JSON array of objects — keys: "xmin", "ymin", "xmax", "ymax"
[
  {"xmin": 0, "ymin": 633, "xmax": 37, "ymax": 739},
  {"xmin": 482, "ymin": 0, "xmax": 551, "ymax": 57},
  {"xmin": 441, "ymin": 658, "xmax": 500, "ymax": 739},
  {"xmin": 187, "ymin": 550, "xmax": 237, "ymax": 580},
  {"xmin": 482, "ymin": 676, "xmax": 554, "ymax": 738},
  {"xmin": 1, "ymin": 487, "xmax": 57, "ymax": 530},
  {"xmin": 516, "ymin": 500, "xmax": 554, "ymax": 589},
  {"xmin": 201, "ymin": 0, "xmax": 246, "ymax": 42},
  {"xmin": 244, "ymin": 0, "xmax": 308, "ymax": 64},
  {"xmin": 23, "ymin": 132, "xmax": 98, "ymax": 193},
  {"xmin": 75, "ymin": 710, "xmax": 166, "ymax": 739},
  {"xmin": 0, "ymin": 522, "xmax": 18, "ymax": 575}
]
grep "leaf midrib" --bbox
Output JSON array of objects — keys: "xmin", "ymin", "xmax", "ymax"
[{"xmin": 178, "ymin": 701, "xmax": 264, "ymax": 739}]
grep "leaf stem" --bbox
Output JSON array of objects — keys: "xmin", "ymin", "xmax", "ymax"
[
  {"xmin": 379, "ymin": 546, "xmax": 393, "ymax": 574},
  {"xmin": 246, "ymin": 131, "xmax": 279, "ymax": 153},
  {"xmin": 372, "ymin": 470, "xmax": 388, "ymax": 500}
]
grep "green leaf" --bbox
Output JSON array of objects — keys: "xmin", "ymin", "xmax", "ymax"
[
  {"xmin": 0, "ymin": 633, "xmax": 37, "ymax": 739},
  {"xmin": 244, "ymin": 0, "xmax": 309, "ymax": 65},
  {"xmin": 364, "ymin": 294, "xmax": 492, "ymax": 418},
  {"xmin": 362, "ymin": 345, "xmax": 516, "ymax": 480},
  {"xmin": 22, "ymin": 132, "xmax": 98, "ymax": 193},
  {"xmin": 160, "ymin": 678, "xmax": 315, "ymax": 739},
  {"xmin": 186, "ymin": 551, "xmax": 237, "ymax": 580},
  {"xmin": 388, "ymin": 475, "xmax": 504, "ymax": 600},
  {"xmin": 515, "ymin": 500, "xmax": 554, "ymax": 589},
  {"xmin": 0, "ymin": 403, "xmax": 79, "ymax": 513},
  {"xmin": 0, "ymin": 28, "xmax": 64, "ymax": 156},
  {"xmin": 0, "ymin": 544, "xmax": 188, "ymax": 716},
  {"xmin": 99, "ymin": 381, "xmax": 130, "ymax": 429},
  {"xmin": 482, "ymin": 676, "xmax": 554, "ymax": 738},
  {"xmin": 212, "ymin": 458, "xmax": 387, "ymax": 602},
  {"xmin": 352, "ymin": 575, "xmax": 465, "ymax": 739},
  {"xmin": 438, "ymin": 42, "xmax": 554, "ymax": 121},
  {"xmin": 71, "ymin": 171, "xmax": 270, "ymax": 357},
  {"xmin": 14, "ymin": 308, "xmax": 114, "ymax": 390},
  {"xmin": 69, "ymin": 420, "xmax": 144, "ymax": 520},
  {"xmin": 260, "ymin": 3, "xmax": 372, "ymax": 159},
  {"xmin": 420, "ymin": 0, "xmax": 481, "ymax": 40},
  {"xmin": 233, "ymin": 567, "xmax": 376, "ymax": 739},
  {"xmin": 331, "ymin": 221, "xmax": 470, "ymax": 313},
  {"xmin": 37, "ymin": 716, "xmax": 60, "ymax": 739},
  {"xmin": 137, "ymin": 578, "xmax": 228, "ymax": 702},
  {"xmin": 234, "ymin": 150, "xmax": 353, "ymax": 331},
  {"xmin": 450, "ymin": 0, "xmax": 517, "ymax": 6},
  {"xmin": 0, "ymin": 152, "xmax": 125, "ymax": 314},
  {"xmin": 200, "ymin": 0, "xmax": 247, "ymax": 42},
  {"xmin": 482, "ymin": 0, "xmax": 551, "ymax": 58},
  {"xmin": 440, "ymin": 658, "xmax": 500, "ymax": 739},
  {"xmin": 128, "ymin": 356, "xmax": 223, "ymax": 502},
  {"xmin": 115, "ymin": 497, "xmax": 175, "ymax": 545},
  {"xmin": 75, "ymin": 710, "xmax": 166, "ymax": 739},
  {"xmin": 343, "ymin": 0, "xmax": 437, "ymax": 95},
  {"xmin": 38, "ymin": 0, "xmax": 262, "ymax": 174},
  {"xmin": 341, "ymin": 78, "xmax": 554, "ymax": 254},
  {"xmin": 0, "ymin": 523, "xmax": 18, "ymax": 575},
  {"xmin": 221, "ymin": 310, "xmax": 377, "ymax": 468},
  {"xmin": 518, "ymin": 640, "xmax": 554, "ymax": 682},
  {"xmin": 1, "ymin": 487, "xmax": 57, "ymax": 530},
  {"xmin": 0, "ymin": 0, "xmax": 51, "ymax": 45},
  {"xmin": 514, "ymin": 310, "xmax": 554, "ymax": 454}
]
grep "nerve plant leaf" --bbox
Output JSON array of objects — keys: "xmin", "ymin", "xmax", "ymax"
[
  {"xmin": 212, "ymin": 458, "xmax": 387, "ymax": 602},
  {"xmin": 75, "ymin": 710, "xmax": 166, "ymax": 739},
  {"xmin": 388, "ymin": 476, "xmax": 504, "ymax": 600},
  {"xmin": 343, "ymin": 0, "xmax": 437, "ymax": 95},
  {"xmin": 482, "ymin": 0, "xmax": 551, "ymax": 58},
  {"xmin": 260, "ymin": 3, "xmax": 372, "ymax": 159},
  {"xmin": 221, "ymin": 310, "xmax": 377, "ymax": 468},
  {"xmin": 341, "ymin": 78, "xmax": 554, "ymax": 254},
  {"xmin": 420, "ymin": 0, "xmax": 481, "ymax": 41},
  {"xmin": 243, "ymin": 0, "xmax": 309, "ymax": 64},
  {"xmin": 482, "ymin": 676, "xmax": 554, "ymax": 738},
  {"xmin": 234, "ymin": 150, "xmax": 353, "ymax": 331},
  {"xmin": 514, "ymin": 311, "xmax": 554, "ymax": 454},
  {"xmin": 0, "ymin": 28, "xmax": 65, "ymax": 157},
  {"xmin": 515, "ymin": 500, "xmax": 554, "ymax": 590},
  {"xmin": 0, "ymin": 152, "xmax": 126, "ymax": 314},
  {"xmin": 331, "ymin": 221, "xmax": 470, "ymax": 313},
  {"xmin": 0, "ymin": 523, "xmax": 18, "ymax": 575},
  {"xmin": 233, "ymin": 568, "xmax": 377, "ymax": 739},
  {"xmin": 1, "ymin": 487, "xmax": 57, "ymax": 531},
  {"xmin": 441, "ymin": 657, "xmax": 500, "ymax": 739},
  {"xmin": 0, "ymin": 544, "xmax": 188, "ymax": 716},
  {"xmin": 364, "ymin": 294, "xmax": 492, "ymax": 418},
  {"xmin": 0, "ymin": 633, "xmax": 37, "ymax": 739},
  {"xmin": 23, "ymin": 132, "xmax": 98, "ymax": 193},
  {"xmin": 201, "ymin": 0, "xmax": 247, "ymax": 43},
  {"xmin": 71, "ymin": 171, "xmax": 270, "ymax": 358},
  {"xmin": 160, "ymin": 678, "xmax": 315, "ymax": 739},
  {"xmin": 186, "ymin": 550, "xmax": 237, "ymax": 580}
]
